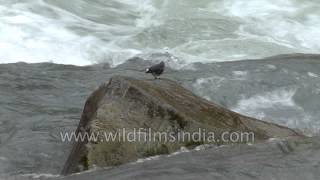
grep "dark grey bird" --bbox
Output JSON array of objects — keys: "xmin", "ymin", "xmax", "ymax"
[{"xmin": 145, "ymin": 61, "xmax": 165, "ymax": 79}]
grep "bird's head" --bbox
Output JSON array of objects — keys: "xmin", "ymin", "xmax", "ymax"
[{"xmin": 145, "ymin": 68, "xmax": 150, "ymax": 73}]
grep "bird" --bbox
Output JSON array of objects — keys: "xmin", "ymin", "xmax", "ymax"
[{"xmin": 145, "ymin": 61, "xmax": 165, "ymax": 79}]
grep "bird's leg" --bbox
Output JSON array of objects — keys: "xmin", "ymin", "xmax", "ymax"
[{"xmin": 152, "ymin": 73, "xmax": 158, "ymax": 80}]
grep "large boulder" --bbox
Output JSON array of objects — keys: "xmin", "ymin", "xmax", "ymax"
[{"xmin": 61, "ymin": 76, "xmax": 301, "ymax": 175}]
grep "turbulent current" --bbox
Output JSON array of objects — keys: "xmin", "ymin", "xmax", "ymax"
[
  {"xmin": 0, "ymin": 0, "xmax": 320, "ymax": 179},
  {"xmin": 1, "ymin": 0, "xmax": 320, "ymax": 66}
]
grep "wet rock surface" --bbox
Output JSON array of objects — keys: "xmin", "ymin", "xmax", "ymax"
[
  {"xmin": 61, "ymin": 75, "xmax": 300, "ymax": 174},
  {"xmin": 58, "ymin": 137, "xmax": 320, "ymax": 180},
  {"xmin": 0, "ymin": 54, "xmax": 319, "ymax": 178}
]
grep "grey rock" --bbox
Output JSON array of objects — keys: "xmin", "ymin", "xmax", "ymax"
[{"xmin": 62, "ymin": 76, "xmax": 301, "ymax": 175}]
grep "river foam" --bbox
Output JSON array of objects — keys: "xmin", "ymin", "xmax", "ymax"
[{"xmin": 0, "ymin": 0, "xmax": 320, "ymax": 67}]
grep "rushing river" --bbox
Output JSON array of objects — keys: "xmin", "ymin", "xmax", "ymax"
[
  {"xmin": 1, "ymin": 0, "xmax": 320, "ymax": 66},
  {"xmin": 0, "ymin": 0, "xmax": 319, "ymax": 179}
]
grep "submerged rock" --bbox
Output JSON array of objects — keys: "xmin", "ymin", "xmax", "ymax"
[
  {"xmin": 59, "ymin": 137, "xmax": 320, "ymax": 180},
  {"xmin": 61, "ymin": 76, "xmax": 301, "ymax": 175}
]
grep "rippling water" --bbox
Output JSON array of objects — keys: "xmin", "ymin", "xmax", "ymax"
[{"xmin": 1, "ymin": 0, "xmax": 320, "ymax": 66}]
